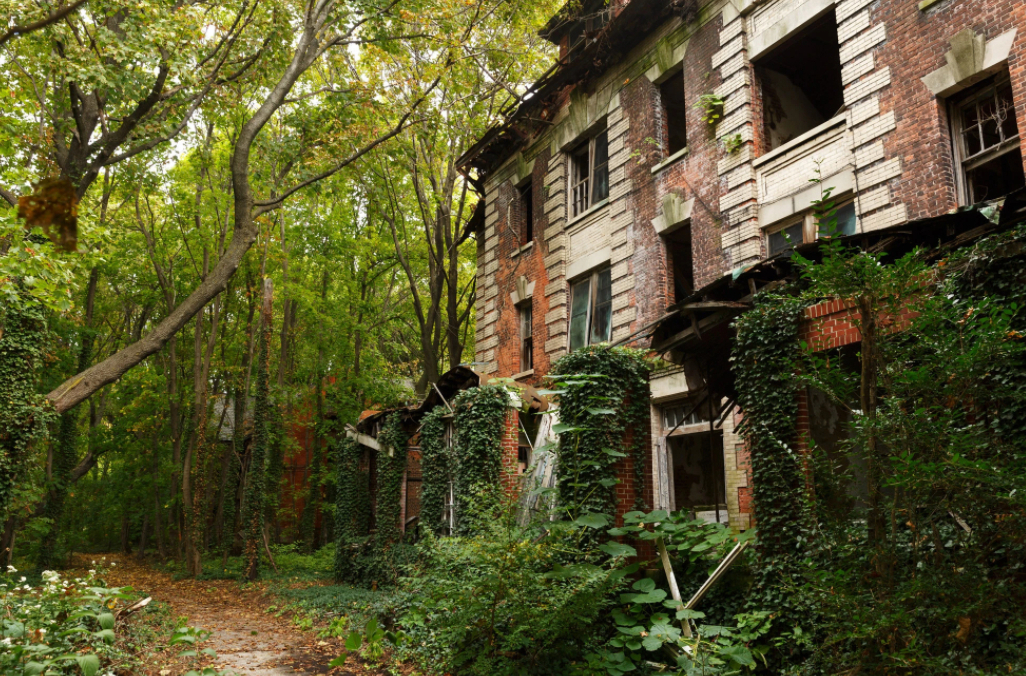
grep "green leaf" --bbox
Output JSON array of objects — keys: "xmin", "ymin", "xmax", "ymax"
[
  {"xmin": 329, "ymin": 655, "xmax": 348, "ymax": 667},
  {"xmin": 598, "ymin": 542, "xmax": 637, "ymax": 558},
  {"xmin": 574, "ymin": 513, "xmax": 609, "ymax": 529},
  {"xmin": 77, "ymin": 654, "xmax": 100, "ymax": 676},
  {"xmin": 552, "ymin": 423, "xmax": 582, "ymax": 434},
  {"xmin": 345, "ymin": 630, "xmax": 362, "ymax": 651},
  {"xmin": 95, "ymin": 629, "xmax": 115, "ymax": 643},
  {"xmin": 24, "ymin": 663, "xmax": 45, "ymax": 676},
  {"xmin": 587, "ymin": 408, "xmax": 617, "ymax": 415},
  {"xmin": 98, "ymin": 613, "xmax": 115, "ymax": 630},
  {"xmin": 642, "ymin": 636, "xmax": 663, "ymax": 651},
  {"xmin": 632, "ymin": 578, "xmax": 656, "ymax": 593}
]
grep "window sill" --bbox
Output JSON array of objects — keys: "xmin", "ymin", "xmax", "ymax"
[
  {"xmin": 512, "ymin": 368, "xmax": 534, "ymax": 381},
  {"xmin": 510, "ymin": 241, "xmax": 535, "ymax": 258},
  {"xmin": 651, "ymin": 147, "xmax": 689, "ymax": 175},
  {"xmin": 753, "ymin": 115, "xmax": 847, "ymax": 168},
  {"xmin": 568, "ymin": 198, "xmax": 609, "ymax": 227}
]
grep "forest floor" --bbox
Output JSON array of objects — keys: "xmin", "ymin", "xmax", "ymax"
[{"xmin": 83, "ymin": 554, "xmax": 401, "ymax": 676}]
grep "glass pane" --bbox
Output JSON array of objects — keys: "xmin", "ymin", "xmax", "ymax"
[
  {"xmin": 591, "ymin": 131, "xmax": 609, "ymax": 204},
  {"xmin": 998, "ymin": 83, "xmax": 1019, "ymax": 141},
  {"xmin": 825, "ymin": 202, "xmax": 857, "ymax": 237},
  {"xmin": 961, "ymin": 101, "xmax": 979, "ymax": 128},
  {"xmin": 573, "ymin": 146, "xmax": 590, "ymax": 180},
  {"xmin": 768, "ymin": 223, "xmax": 802, "ymax": 255},
  {"xmin": 569, "ymin": 279, "xmax": 591, "ymax": 351},
  {"xmin": 590, "ymin": 268, "xmax": 613, "ymax": 344},
  {"xmin": 967, "ymin": 148, "xmax": 1026, "ymax": 203}
]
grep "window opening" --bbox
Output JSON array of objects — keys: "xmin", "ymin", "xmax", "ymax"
[
  {"xmin": 668, "ymin": 431, "xmax": 725, "ymax": 515},
  {"xmin": 570, "ymin": 126, "xmax": 609, "ymax": 217},
  {"xmin": 662, "ymin": 398, "xmax": 712, "ymax": 429},
  {"xmin": 755, "ymin": 10, "xmax": 844, "ymax": 151},
  {"xmin": 569, "ymin": 267, "xmax": 613, "ymax": 351},
  {"xmin": 951, "ymin": 74, "xmax": 1024, "ymax": 204},
  {"xmin": 660, "ymin": 73, "xmax": 688, "ymax": 156},
  {"xmin": 768, "ymin": 197, "xmax": 857, "ymax": 255},
  {"xmin": 517, "ymin": 411, "xmax": 540, "ymax": 474},
  {"xmin": 663, "ymin": 226, "xmax": 694, "ymax": 303},
  {"xmin": 518, "ymin": 302, "xmax": 533, "ymax": 372},
  {"xmin": 519, "ymin": 182, "xmax": 534, "ymax": 245}
]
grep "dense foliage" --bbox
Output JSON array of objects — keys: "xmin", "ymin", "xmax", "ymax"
[
  {"xmin": 376, "ymin": 413, "xmax": 410, "ymax": 549},
  {"xmin": 451, "ymin": 385, "xmax": 511, "ymax": 534},
  {"xmin": 418, "ymin": 406, "xmax": 452, "ymax": 535},
  {"xmin": 551, "ymin": 347, "xmax": 652, "ymax": 518}
]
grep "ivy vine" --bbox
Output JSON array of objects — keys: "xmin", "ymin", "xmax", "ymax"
[
  {"xmin": 376, "ymin": 412, "xmax": 408, "ymax": 548},
  {"xmin": 451, "ymin": 385, "xmax": 510, "ymax": 535},
  {"xmin": 551, "ymin": 346, "xmax": 652, "ymax": 520},
  {"xmin": 418, "ymin": 405, "xmax": 451, "ymax": 535},
  {"xmin": 0, "ymin": 294, "xmax": 55, "ymax": 520},
  {"xmin": 242, "ymin": 299, "xmax": 271, "ymax": 581},
  {"xmin": 334, "ymin": 435, "xmax": 370, "ymax": 581}
]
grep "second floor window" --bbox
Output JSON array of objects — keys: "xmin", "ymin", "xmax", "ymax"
[
  {"xmin": 951, "ymin": 74, "xmax": 1024, "ymax": 204},
  {"xmin": 569, "ymin": 267, "xmax": 612, "ymax": 351},
  {"xmin": 660, "ymin": 73, "xmax": 688, "ymax": 156},
  {"xmin": 519, "ymin": 303, "xmax": 533, "ymax": 372},
  {"xmin": 570, "ymin": 126, "xmax": 609, "ymax": 217},
  {"xmin": 767, "ymin": 200, "xmax": 856, "ymax": 256},
  {"xmin": 518, "ymin": 182, "xmax": 534, "ymax": 245}
]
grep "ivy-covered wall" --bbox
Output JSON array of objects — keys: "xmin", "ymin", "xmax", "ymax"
[
  {"xmin": 418, "ymin": 406, "xmax": 451, "ymax": 535},
  {"xmin": 376, "ymin": 412, "xmax": 408, "ymax": 549},
  {"xmin": 451, "ymin": 385, "xmax": 511, "ymax": 535},
  {"xmin": 551, "ymin": 346, "xmax": 652, "ymax": 522}
]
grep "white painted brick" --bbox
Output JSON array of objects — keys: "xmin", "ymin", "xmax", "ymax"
[
  {"xmin": 545, "ymin": 162, "xmax": 565, "ymax": 182},
  {"xmin": 545, "ymin": 336, "xmax": 565, "ymax": 353},
  {"xmin": 612, "ymin": 294, "xmax": 630, "ymax": 312},
  {"xmin": 718, "ymin": 146, "xmax": 752, "ymax": 175},
  {"xmin": 723, "ymin": 88, "xmax": 751, "ymax": 115},
  {"xmin": 857, "ymin": 157, "xmax": 902, "ymax": 188},
  {"xmin": 548, "ymin": 233, "xmax": 567, "ymax": 253},
  {"xmin": 543, "ymin": 251, "xmax": 564, "ymax": 269},
  {"xmin": 720, "ymin": 17, "xmax": 744, "ymax": 46},
  {"xmin": 719, "ymin": 51, "xmax": 747, "ymax": 79},
  {"xmin": 478, "ymin": 348, "xmax": 494, "ymax": 362},
  {"xmin": 712, "ymin": 36, "xmax": 745, "ymax": 69},
  {"xmin": 612, "ymin": 326, "xmax": 632, "ymax": 342},
  {"xmin": 545, "ymin": 306, "xmax": 567, "ymax": 324},
  {"xmin": 844, "ymin": 67, "xmax": 891, "ymax": 106},
  {"xmin": 855, "ymin": 185, "xmax": 891, "ymax": 214},
  {"xmin": 547, "ymin": 320, "xmax": 567, "ymax": 338},
  {"xmin": 544, "ymin": 194, "xmax": 564, "ymax": 216},
  {"xmin": 855, "ymin": 141, "xmax": 885, "ymax": 167},
  {"xmin": 842, "ymin": 53, "xmax": 875, "ymax": 85},
  {"xmin": 545, "ymin": 280, "xmax": 565, "ymax": 296},
  {"xmin": 613, "ymin": 305, "xmax": 637, "ymax": 327},
  {"xmin": 549, "ymin": 290, "xmax": 567, "ymax": 308},
  {"xmin": 861, "ymin": 203, "xmax": 908, "ymax": 231},
  {"xmin": 485, "ymin": 235, "xmax": 497, "ymax": 251},
  {"xmin": 481, "ymin": 361, "xmax": 498, "ymax": 375},
  {"xmin": 720, "ymin": 183, "xmax": 757, "ymax": 211},
  {"xmin": 544, "ymin": 223, "xmax": 564, "ymax": 240},
  {"xmin": 484, "ymin": 259, "xmax": 498, "ymax": 275},
  {"xmin": 848, "ymin": 96, "xmax": 880, "ymax": 126},
  {"xmin": 837, "ymin": 10, "xmax": 870, "ymax": 44},
  {"xmin": 611, "ymin": 260, "xmax": 629, "ymax": 280},
  {"xmin": 725, "ymin": 164, "xmax": 756, "ymax": 189},
  {"xmin": 836, "ymin": 0, "xmax": 876, "ymax": 23},
  {"xmin": 840, "ymin": 23, "xmax": 886, "ymax": 64},
  {"xmin": 611, "ymin": 240, "xmax": 634, "ymax": 263},
  {"xmin": 477, "ymin": 335, "xmax": 498, "ymax": 351},
  {"xmin": 720, "ymin": 106, "xmax": 753, "ymax": 137},
  {"xmin": 716, "ymin": 70, "xmax": 750, "ymax": 99},
  {"xmin": 721, "ymin": 225, "xmax": 742, "ymax": 248},
  {"xmin": 852, "ymin": 111, "xmax": 895, "ymax": 148},
  {"xmin": 611, "ymin": 275, "xmax": 635, "ymax": 297},
  {"xmin": 486, "ymin": 208, "xmax": 499, "ymax": 227}
]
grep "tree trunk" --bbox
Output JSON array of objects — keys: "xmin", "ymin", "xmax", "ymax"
[{"xmin": 245, "ymin": 278, "xmax": 273, "ymax": 581}]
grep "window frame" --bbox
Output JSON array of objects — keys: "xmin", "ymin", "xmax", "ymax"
[
  {"xmin": 950, "ymin": 74, "xmax": 1022, "ymax": 205},
  {"xmin": 518, "ymin": 302, "xmax": 533, "ymax": 373},
  {"xmin": 518, "ymin": 181, "xmax": 534, "ymax": 245},
  {"xmin": 659, "ymin": 70, "xmax": 688, "ymax": 158},
  {"xmin": 568, "ymin": 267, "xmax": 613, "ymax": 351},
  {"xmin": 569, "ymin": 125, "xmax": 610, "ymax": 217},
  {"xmin": 765, "ymin": 197, "xmax": 857, "ymax": 256}
]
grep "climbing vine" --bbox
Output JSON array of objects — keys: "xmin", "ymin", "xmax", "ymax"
[
  {"xmin": 0, "ymin": 294, "xmax": 55, "ymax": 520},
  {"xmin": 551, "ymin": 346, "xmax": 651, "ymax": 519},
  {"xmin": 242, "ymin": 285, "xmax": 272, "ymax": 581},
  {"xmin": 334, "ymin": 435, "xmax": 366, "ymax": 581},
  {"xmin": 732, "ymin": 294, "xmax": 807, "ymax": 560},
  {"xmin": 451, "ymin": 385, "xmax": 510, "ymax": 535},
  {"xmin": 376, "ymin": 411, "xmax": 408, "ymax": 548},
  {"xmin": 418, "ymin": 405, "xmax": 451, "ymax": 535}
]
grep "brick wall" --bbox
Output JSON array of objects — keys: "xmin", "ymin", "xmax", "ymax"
[{"xmin": 500, "ymin": 407, "xmax": 522, "ymax": 498}]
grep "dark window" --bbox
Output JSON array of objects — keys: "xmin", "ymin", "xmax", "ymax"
[
  {"xmin": 660, "ymin": 73, "xmax": 688, "ymax": 156},
  {"xmin": 664, "ymin": 226, "xmax": 693, "ymax": 303},
  {"xmin": 769, "ymin": 198, "xmax": 858, "ymax": 255},
  {"xmin": 568, "ymin": 267, "xmax": 613, "ymax": 351},
  {"xmin": 570, "ymin": 126, "xmax": 609, "ymax": 217},
  {"xmin": 951, "ymin": 75, "xmax": 1024, "ymax": 204},
  {"xmin": 754, "ymin": 10, "xmax": 844, "ymax": 151},
  {"xmin": 668, "ymin": 431, "xmax": 725, "ymax": 513},
  {"xmin": 519, "ymin": 303, "xmax": 533, "ymax": 372},
  {"xmin": 519, "ymin": 182, "xmax": 534, "ymax": 245},
  {"xmin": 768, "ymin": 221, "xmax": 803, "ymax": 256}
]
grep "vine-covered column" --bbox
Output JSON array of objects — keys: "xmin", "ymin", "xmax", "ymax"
[
  {"xmin": 451, "ymin": 385, "xmax": 510, "ymax": 535},
  {"xmin": 242, "ymin": 278, "xmax": 273, "ymax": 581},
  {"xmin": 418, "ymin": 406, "xmax": 451, "ymax": 535},
  {"xmin": 376, "ymin": 412, "xmax": 408, "ymax": 548}
]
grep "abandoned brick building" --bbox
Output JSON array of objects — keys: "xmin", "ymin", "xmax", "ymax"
[{"xmin": 453, "ymin": 0, "xmax": 1026, "ymax": 531}]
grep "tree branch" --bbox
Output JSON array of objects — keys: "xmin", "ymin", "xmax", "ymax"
[{"xmin": 0, "ymin": 0, "xmax": 89, "ymax": 48}]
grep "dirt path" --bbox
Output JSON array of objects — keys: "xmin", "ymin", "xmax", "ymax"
[{"xmin": 91, "ymin": 555, "xmax": 383, "ymax": 676}]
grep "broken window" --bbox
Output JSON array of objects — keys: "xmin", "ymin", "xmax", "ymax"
[
  {"xmin": 663, "ymin": 226, "xmax": 694, "ymax": 303},
  {"xmin": 518, "ymin": 181, "xmax": 534, "ymax": 245},
  {"xmin": 950, "ymin": 74, "xmax": 1025, "ymax": 204},
  {"xmin": 660, "ymin": 72, "xmax": 688, "ymax": 156},
  {"xmin": 519, "ymin": 302, "xmax": 533, "ymax": 372},
  {"xmin": 767, "ymin": 199, "xmax": 856, "ymax": 256},
  {"xmin": 517, "ymin": 411, "xmax": 540, "ymax": 474},
  {"xmin": 570, "ymin": 125, "xmax": 609, "ymax": 217},
  {"xmin": 755, "ymin": 10, "xmax": 844, "ymax": 151},
  {"xmin": 568, "ymin": 267, "xmax": 612, "ymax": 351},
  {"xmin": 662, "ymin": 397, "xmax": 725, "ymax": 521}
]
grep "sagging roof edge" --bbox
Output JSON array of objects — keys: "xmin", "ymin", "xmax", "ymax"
[
  {"xmin": 648, "ymin": 189, "xmax": 1026, "ymax": 361},
  {"xmin": 353, "ymin": 365, "xmax": 551, "ymax": 438},
  {"xmin": 457, "ymin": 0, "xmax": 691, "ymax": 179}
]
